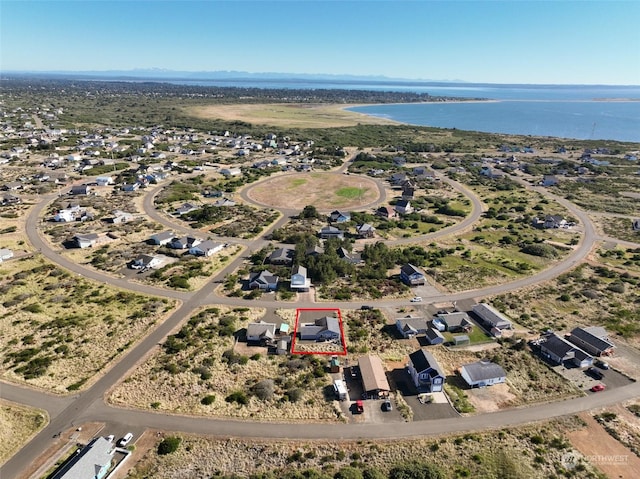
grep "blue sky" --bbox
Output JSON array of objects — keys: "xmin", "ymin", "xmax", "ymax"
[{"xmin": 1, "ymin": 0, "xmax": 639, "ymax": 85}]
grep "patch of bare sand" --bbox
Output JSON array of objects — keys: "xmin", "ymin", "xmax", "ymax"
[
  {"xmin": 186, "ymin": 103, "xmax": 398, "ymax": 128},
  {"xmin": 567, "ymin": 413, "xmax": 640, "ymax": 479},
  {"xmin": 466, "ymin": 383, "xmax": 517, "ymax": 413}
]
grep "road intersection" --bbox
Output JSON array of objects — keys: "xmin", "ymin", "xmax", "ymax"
[{"xmin": 1, "ymin": 164, "xmax": 636, "ymax": 478}]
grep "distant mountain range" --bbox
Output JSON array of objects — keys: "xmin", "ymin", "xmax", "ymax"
[{"xmin": 2, "ymin": 69, "xmax": 466, "ymax": 84}]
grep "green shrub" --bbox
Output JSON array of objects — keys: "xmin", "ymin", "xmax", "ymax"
[
  {"xmin": 201, "ymin": 395, "xmax": 216, "ymax": 405},
  {"xmin": 157, "ymin": 436, "xmax": 181, "ymax": 455},
  {"xmin": 226, "ymin": 391, "xmax": 248, "ymax": 405}
]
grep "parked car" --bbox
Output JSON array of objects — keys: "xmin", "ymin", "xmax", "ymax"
[
  {"xmin": 118, "ymin": 432, "xmax": 133, "ymax": 447},
  {"xmin": 106, "ymin": 434, "xmax": 115, "ymax": 443},
  {"xmin": 361, "ymin": 305, "xmax": 373, "ymax": 310},
  {"xmin": 595, "ymin": 359, "xmax": 610, "ymax": 370},
  {"xmin": 383, "ymin": 399, "xmax": 393, "ymax": 412},
  {"xmin": 410, "ymin": 296, "xmax": 423, "ymax": 302},
  {"xmin": 354, "ymin": 400, "xmax": 364, "ymax": 414},
  {"xmin": 587, "ymin": 367, "xmax": 604, "ymax": 380},
  {"xmin": 591, "ymin": 384, "xmax": 606, "ymax": 392}
]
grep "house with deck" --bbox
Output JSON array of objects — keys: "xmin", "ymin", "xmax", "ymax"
[
  {"xmin": 395, "ymin": 316, "xmax": 429, "ymax": 339},
  {"xmin": 472, "ymin": 303, "xmax": 512, "ymax": 333},
  {"xmin": 249, "ymin": 270, "xmax": 279, "ymax": 291},
  {"xmin": 290, "ymin": 264, "xmax": 310, "ymax": 292},
  {"xmin": 407, "ymin": 349, "xmax": 445, "ymax": 392},
  {"xmin": 538, "ymin": 333, "xmax": 593, "ymax": 368},
  {"xmin": 246, "ymin": 321, "xmax": 277, "ymax": 344},
  {"xmin": 400, "ymin": 263, "xmax": 426, "ymax": 286},
  {"xmin": 432, "ymin": 312, "xmax": 473, "ymax": 333}
]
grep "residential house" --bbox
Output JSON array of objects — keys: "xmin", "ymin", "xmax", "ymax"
[
  {"xmin": 319, "ymin": 226, "xmax": 344, "ymax": 240},
  {"xmin": 356, "ymin": 223, "xmax": 375, "ymax": 238},
  {"xmin": 70, "ymin": 184, "xmax": 91, "ymax": 195},
  {"xmin": 121, "ymin": 182, "xmax": 140, "ymax": 192},
  {"xmin": 110, "ymin": 210, "xmax": 134, "ymax": 224},
  {"xmin": 268, "ymin": 247, "xmax": 295, "ymax": 265},
  {"xmin": 460, "ymin": 360, "xmax": 507, "ymax": 388},
  {"xmin": 407, "ymin": 349, "xmax": 446, "ymax": 393},
  {"xmin": 214, "ymin": 198, "xmax": 236, "ymax": 207},
  {"xmin": 358, "ymin": 355, "xmax": 391, "ymax": 398},
  {"xmin": 299, "ymin": 316, "xmax": 341, "ymax": 341},
  {"xmin": 376, "ymin": 206, "xmax": 396, "ymax": 219},
  {"xmin": 633, "ymin": 219, "xmax": 640, "ymax": 231},
  {"xmin": 400, "ymin": 263, "xmax": 426, "ymax": 286},
  {"xmin": 175, "ymin": 202, "xmax": 199, "ymax": 216},
  {"xmin": 472, "ymin": 303, "xmax": 512, "ymax": 332},
  {"xmin": 2, "ymin": 182, "xmax": 23, "ymax": 191},
  {"xmin": 73, "ymin": 233, "xmax": 99, "ymax": 249},
  {"xmin": 425, "ymin": 328, "xmax": 445, "ymax": 345},
  {"xmin": 246, "ymin": 321, "xmax": 277, "ymax": 344},
  {"xmin": 329, "ymin": 210, "xmax": 351, "ymax": 223},
  {"xmin": 389, "ymin": 172, "xmax": 407, "ymax": 185},
  {"xmin": 567, "ymin": 326, "xmax": 615, "ymax": 357},
  {"xmin": 402, "ymin": 184, "xmax": 415, "ymax": 199},
  {"xmin": 432, "ymin": 312, "xmax": 473, "ymax": 333},
  {"xmin": 541, "ymin": 175, "xmax": 559, "ymax": 187},
  {"xmin": 395, "ymin": 316, "xmax": 429, "ymax": 339},
  {"xmin": 54, "ymin": 206, "xmax": 83, "ymax": 222},
  {"xmin": 189, "ymin": 240, "xmax": 224, "ymax": 257},
  {"xmin": 1, "ymin": 193, "xmax": 21, "ymax": 205},
  {"xmin": 169, "ymin": 236, "xmax": 200, "ymax": 250},
  {"xmin": 395, "ymin": 199, "xmax": 413, "ymax": 216},
  {"xmin": 149, "ymin": 231, "xmax": 174, "ymax": 246},
  {"xmin": 96, "ymin": 176, "xmax": 114, "ymax": 186},
  {"xmin": 544, "ymin": 215, "xmax": 567, "ymax": 229},
  {"xmin": 392, "ymin": 156, "xmax": 406, "ymax": 166},
  {"xmin": 336, "ymin": 247, "xmax": 362, "ymax": 264},
  {"xmin": 249, "ymin": 270, "xmax": 279, "ymax": 291},
  {"xmin": 290, "ymin": 264, "xmax": 310, "ymax": 292},
  {"xmin": 305, "ymin": 245, "xmax": 324, "ymax": 257},
  {"xmin": 0, "ymin": 248, "xmax": 14, "ymax": 262},
  {"xmin": 539, "ymin": 333, "xmax": 593, "ymax": 368},
  {"xmin": 220, "ymin": 167, "xmax": 241, "ymax": 177},
  {"xmin": 49, "ymin": 436, "xmax": 114, "ymax": 479},
  {"xmin": 131, "ymin": 254, "xmax": 163, "ymax": 270}
]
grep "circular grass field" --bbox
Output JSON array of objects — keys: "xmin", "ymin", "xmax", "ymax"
[{"xmin": 245, "ymin": 172, "xmax": 381, "ymax": 211}]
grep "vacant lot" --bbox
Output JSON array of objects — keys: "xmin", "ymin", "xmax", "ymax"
[
  {"xmin": 109, "ymin": 306, "xmax": 343, "ymax": 422},
  {"xmin": 188, "ymin": 103, "xmax": 398, "ymax": 128},
  {"xmin": 0, "ymin": 256, "xmax": 175, "ymax": 392},
  {"xmin": 0, "ymin": 400, "xmax": 47, "ymax": 465},
  {"xmin": 125, "ymin": 417, "xmax": 603, "ymax": 479},
  {"xmin": 246, "ymin": 172, "xmax": 380, "ymax": 211}
]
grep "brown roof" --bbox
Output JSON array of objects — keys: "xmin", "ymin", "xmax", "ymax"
[{"xmin": 358, "ymin": 355, "xmax": 390, "ymax": 394}]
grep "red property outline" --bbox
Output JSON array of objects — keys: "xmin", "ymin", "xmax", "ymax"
[{"xmin": 291, "ymin": 308, "xmax": 347, "ymax": 356}]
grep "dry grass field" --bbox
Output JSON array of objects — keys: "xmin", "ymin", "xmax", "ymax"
[
  {"xmin": 109, "ymin": 306, "xmax": 343, "ymax": 422},
  {"xmin": 125, "ymin": 417, "xmax": 604, "ymax": 479},
  {"xmin": 187, "ymin": 103, "xmax": 398, "ymax": 128},
  {"xmin": 0, "ymin": 256, "xmax": 176, "ymax": 392},
  {"xmin": 246, "ymin": 172, "xmax": 380, "ymax": 211},
  {"xmin": 0, "ymin": 400, "xmax": 48, "ymax": 465}
]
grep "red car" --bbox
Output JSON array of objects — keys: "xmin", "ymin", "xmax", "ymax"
[
  {"xmin": 354, "ymin": 400, "xmax": 364, "ymax": 414},
  {"xmin": 591, "ymin": 384, "xmax": 606, "ymax": 392}
]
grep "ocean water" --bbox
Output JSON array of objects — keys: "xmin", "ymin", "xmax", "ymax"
[
  {"xmin": 163, "ymin": 79, "xmax": 640, "ymax": 142},
  {"xmin": 347, "ymin": 100, "xmax": 640, "ymax": 142}
]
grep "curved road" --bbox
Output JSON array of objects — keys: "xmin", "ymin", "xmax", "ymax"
[{"xmin": 1, "ymin": 164, "xmax": 637, "ymax": 478}]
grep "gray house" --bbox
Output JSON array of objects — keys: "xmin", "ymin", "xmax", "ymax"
[
  {"xmin": 150, "ymin": 231, "xmax": 174, "ymax": 246},
  {"xmin": 246, "ymin": 321, "xmax": 277, "ymax": 344},
  {"xmin": 407, "ymin": 349, "xmax": 445, "ymax": 392},
  {"xmin": 425, "ymin": 328, "xmax": 445, "ymax": 345},
  {"xmin": 249, "ymin": 270, "xmax": 279, "ymax": 291},
  {"xmin": 539, "ymin": 333, "xmax": 593, "ymax": 368},
  {"xmin": 395, "ymin": 317, "xmax": 429, "ymax": 339},
  {"xmin": 400, "ymin": 263, "xmax": 426, "ymax": 286},
  {"xmin": 567, "ymin": 326, "xmax": 615, "ymax": 357},
  {"xmin": 319, "ymin": 226, "xmax": 344, "ymax": 240},
  {"xmin": 432, "ymin": 312, "xmax": 473, "ymax": 333},
  {"xmin": 299, "ymin": 316, "xmax": 341, "ymax": 341},
  {"xmin": 290, "ymin": 264, "xmax": 310, "ymax": 292},
  {"xmin": 472, "ymin": 303, "xmax": 512, "ymax": 332},
  {"xmin": 460, "ymin": 360, "xmax": 507, "ymax": 388}
]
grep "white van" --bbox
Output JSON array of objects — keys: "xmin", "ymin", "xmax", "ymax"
[{"xmin": 118, "ymin": 432, "xmax": 133, "ymax": 447}]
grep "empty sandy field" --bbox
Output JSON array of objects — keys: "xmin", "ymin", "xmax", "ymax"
[
  {"xmin": 187, "ymin": 103, "xmax": 399, "ymax": 128},
  {"xmin": 245, "ymin": 172, "xmax": 381, "ymax": 211}
]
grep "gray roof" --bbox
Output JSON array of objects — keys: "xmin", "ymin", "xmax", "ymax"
[
  {"xmin": 247, "ymin": 321, "xmax": 276, "ymax": 340},
  {"xmin": 540, "ymin": 334, "xmax": 576, "ymax": 358},
  {"xmin": 425, "ymin": 328, "xmax": 445, "ymax": 343},
  {"xmin": 396, "ymin": 317, "xmax": 428, "ymax": 334},
  {"xmin": 400, "ymin": 263, "xmax": 424, "ymax": 277},
  {"xmin": 436, "ymin": 312, "xmax": 471, "ymax": 329},
  {"xmin": 569, "ymin": 327, "xmax": 614, "ymax": 353},
  {"xmin": 461, "ymin": 361, "xmax": 506, "ymax": 383},
  {"xmin": 52, "ymin": 436, "xmax": 113, "ymax": 479},
  {"xmin": 300, "ymin": 316, "xmax": 341, "ymax": 338},
  {"xmin": 472, "ymin": 303, "xmax": 512, "ymax": 328}
]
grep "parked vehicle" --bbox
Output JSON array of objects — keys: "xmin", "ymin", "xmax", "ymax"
[
  {"xmin": 591, "ymin": 384, "xmax": 606, "ymax": 392},
  {"xmin": 410, "ymin": 297, "xmax": 423, "ymax": 302},
  {"xmin": 587, "ymin": 367, "xmax": 604, "ymax": 380},
  {"xmin": 595, "ymin": 359, "xmax": 610, "ymax": 370},
  {"xmin": 354, "ymin": 400, "xmax": 364, "ymax": 414},
  {"xmin": 383, "ymin": 399, "xmax": 392, "ymax": 411},
  {"xmin": 106, "ymin": 434, "xmax": 115, "ymax": 443},
  {"xmin": 118, "ymin": 432, "xmax": 133, "ymax": 447},
  {"xmin": 361, "ymin": 305, "xmax": 373, "ymax": 310}
]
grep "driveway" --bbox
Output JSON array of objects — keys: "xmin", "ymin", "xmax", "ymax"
[{"xmin": 390, "ymin": 367, "xmax": 458, "ymax": 421}]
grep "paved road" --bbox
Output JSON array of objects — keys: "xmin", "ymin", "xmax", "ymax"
[{"xmin": 0, "ymin": 165, "xmax": 633, "ymax": 478}]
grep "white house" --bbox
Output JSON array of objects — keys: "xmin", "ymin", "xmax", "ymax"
[
  {"xmin": 96, "ymin": 176, "xmax": 115, "ymax": 186},
  {"xmin": 220, "ymin": 167, "xmax": 242, "ymax": 177},
  {"xmin": 131, "ymin": 254, "xmax": 163, "ymax": 270},
  {"xmin": 460, "ymin": 360, "xmax": 506, "ymax": 388},
  {"xmin": 189, "ymin": 240, "xmax": 224, "ymax": 257},
  {"xmin": 0, "ymin": 248, "xmax": 14, "ymax": 262}
]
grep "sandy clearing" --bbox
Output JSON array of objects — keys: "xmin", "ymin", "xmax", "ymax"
[{"xmin": 567, "ymin": 413, "xmax": 640, "ymax": 478}]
